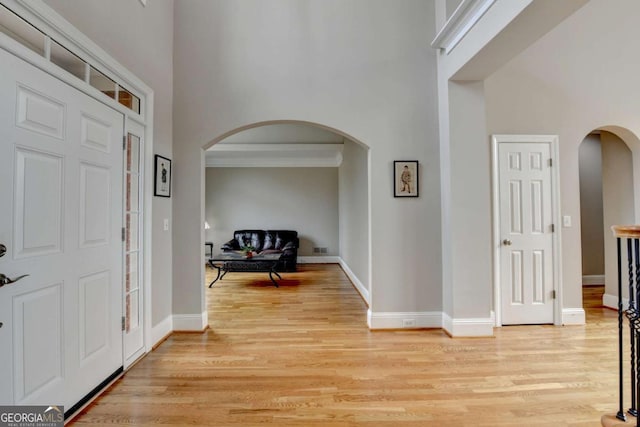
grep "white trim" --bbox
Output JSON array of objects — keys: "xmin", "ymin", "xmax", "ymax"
[
  {"xmin": 551, "ymin": 136, "xmax": 563, "ymax": 327},
  {"xmin": 582, "ymin": 275, "xmax": 605, "ymax": 285},
  {"xmin": 491, "ymin": 137, "xmax": 501, "ymax": 326},
  {"xmin": 297, "ymin": 256, "xmax": 340, "ymax": 264},
  {"xmin": 491, "ymin": 135, "xmax": 562, "ymax": 327},
  {"xmin": 561, "ymin": 308, "xmax": 586, "ymax": 325},
  {"xmin": 173, "ymin": 312, "xmax": 208, "ymax": 331},
  {"xmin": 442, "ymin": 313, "xmax": 495, "ymax": 337},
  {"xmin": 205, "ymin": 143, "xmax": 344, "ymax": 168},
  {"xmin": 603, "ymin": 293, "xmax": 629, "ymax": 311},
  {"xmin": 366, "ymin": 148, "xmax": 374, "ymax": 318},
  {"xmin": 365, "ymin": 311, "xmax": 496, "ymax": 336},
  {"xmin": 338, "ymin": 258, "xmax": 370, "ymax": 305},
  {"xmin": 142, "ymin": 92, "xmax": 154, "ymax": 357},
  {"xmin": 151, "ymin": 315, "xmax": 173, "ymax": 347},
  {"xmin": 431, "ymin": 0, "xmax": 497, "ymax": 54},
  {"xmin": 367, "ymin": 310, "xmax": 442, "ymax": 330}
]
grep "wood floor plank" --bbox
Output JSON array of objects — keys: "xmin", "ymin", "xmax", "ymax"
[{"xmin": 69, "ymin": 264, "xmax": 620, "ymax": 426}]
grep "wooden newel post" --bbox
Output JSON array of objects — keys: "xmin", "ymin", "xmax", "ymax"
[{"xmin": 611, "ymin": 225, "xmax": 640, "ymax": 425}]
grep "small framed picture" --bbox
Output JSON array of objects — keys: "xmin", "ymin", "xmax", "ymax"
[
  {"xmin": 394, "ymin": 160, "xmax": 419, "ymax": 197},
  {"xmin": 154, "ymin": 155, "xmax": 172, "ymax": 197}
]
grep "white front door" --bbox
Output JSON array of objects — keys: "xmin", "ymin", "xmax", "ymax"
[
  {"xmin": 496, "ymin": 137, "xmax": 556, "ymax": 325},
  {"xmin": 0, "ymin": 48, "xmax": 124, "ymax": 409}
]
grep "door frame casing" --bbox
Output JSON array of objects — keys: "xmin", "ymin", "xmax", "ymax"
[{"xmin": 491, "ymin": 134, "xmax": 563, "ymax": 327}]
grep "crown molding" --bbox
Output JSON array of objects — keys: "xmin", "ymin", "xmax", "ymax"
[
  {"xmin": 206, "ymin": 143, "xmax": 344, "ymax": 167},
  {"xmin": 431, "ymin": 0, "xmax": 497, "ymax": 54}
]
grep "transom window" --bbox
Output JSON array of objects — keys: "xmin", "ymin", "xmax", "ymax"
[{"xmin": 0, "ymin": 4, "xmax": 142, "ymax": 114}]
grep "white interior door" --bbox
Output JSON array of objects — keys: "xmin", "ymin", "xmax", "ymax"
[
  {"xmin": 0, "ymin": 47, "xmax": 123, "ymax": 409},
  {"xmin": 497, "ymin": 138, "xmax": 555, "ymax": 325}
]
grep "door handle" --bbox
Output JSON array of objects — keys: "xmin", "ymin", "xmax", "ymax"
[
  {"xmin": 502, "ymin": 239, "xmax": 512, "ymax": 246},
  {"xmin": 0, "ymin": 274, "xmax": 29, "ymax": 288}
]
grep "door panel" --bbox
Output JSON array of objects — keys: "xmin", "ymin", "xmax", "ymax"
[
  {"xmin": 13, "ymin": 284, "xmax": 63, "ymax": 404},
  {"xmin": 79, "ymin": 271, "xmax": 110, "ymax": 361},
  {"xmin": 14, "ymin": 148, "xmax": 64, "ymax": 258},
  {"xmin": 510, "ymin": 251, "xmax": 523, "ymax": 304},
  {"xmin": 499, "ymin": 142, "xmax": 554, "ymax": 325},
  {"xmin": 81, "ymin": 114, "xmax": 112, "ymax": 153},
  {"xmin": 16, "ymin": 85, "xmax": 66, "ymax": 139},
  {"xmin": 79, "ymin": 163, "xmax": 111, "ymax": 247},
  {"xmin": 0, "ymin": 47, "xmax": 123, "ymax": 409}
]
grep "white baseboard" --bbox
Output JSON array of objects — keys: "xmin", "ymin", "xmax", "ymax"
[
  {"xmin": 582, "ymin": 275, "xmax": 605, "ymax": 285},
  {"xmin": 367, "ymin": 309, "xmax": 442, "ymax": 329},
  {"xmin": 298, "ymin": 256, "xmax": 340, "ymax": 264},
  {"xmin": 338, "ymin": 258, "xmax": 370, "ymax": 305},
  {"xmin": 173, "ymin": 311, "xmax": 208, "ymax": 331},
  {"xmin": 442, "ymin": 313, "xmax": 495, "ymax": 337},
  {"xmin": 151, "ymin": 315, "xmax": 173, "ymax": 347},
  {"xmin": 603, "ymin": 293, "xmax": 630, "ymax": 310},
  {"xmin": 561, "ymin": 308, "xmax": 586, "ymax": 325}
]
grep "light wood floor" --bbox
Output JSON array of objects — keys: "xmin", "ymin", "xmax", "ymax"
[{"xmin": 70, "ymin": 265, "xmax": 621, "ymax": 426}]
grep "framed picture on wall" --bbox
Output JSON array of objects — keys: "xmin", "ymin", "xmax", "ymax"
[
  {"xmin": 394, "ymin": 160, "xmax": 419, "ymax": 197},
  {"xmin": 154, "ymin": 155, "xmax": 172, "ymax": 197}
]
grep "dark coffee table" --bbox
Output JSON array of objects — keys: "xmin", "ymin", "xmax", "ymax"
[{"xmin": 208, "ymin": 252, "xmax": 283, "ymax": 287}]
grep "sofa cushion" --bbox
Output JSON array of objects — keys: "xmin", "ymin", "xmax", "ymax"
[
  {"xmin": 269, "ymin": 230, "xmax": 297, "ymax": 250},
  {"xmin": 263, "ymin": 231, "xmax": 276, "ymax": 251},
  {"xmin": 234, "ymin": 230, "xmax": 264, "ymax": 251}
]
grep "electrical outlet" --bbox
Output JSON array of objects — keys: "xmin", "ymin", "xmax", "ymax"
[
  {"xmin": 402, "ymin": 319, "xmax": 415, "ymax": 328},
  {"xmin": 313, "ymin": 247, "xmax": 320, "ymax": 254},
  {"xmin": 320, "ymin": 247, "xmax": 327, "ymax": 254}
]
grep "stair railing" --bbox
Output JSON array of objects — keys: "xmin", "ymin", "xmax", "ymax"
[{"xmin": 612, "ymin": 225, "xmax": 640, "ymax": 425}]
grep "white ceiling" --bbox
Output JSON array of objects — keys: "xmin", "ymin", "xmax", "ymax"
[
  {"xmin": 207, "ymin": 123, "xmax": 346, "ymax": 167},
  {"xmin": 214, "ymin": 123, "xmax": 344, "ymax": 145}
]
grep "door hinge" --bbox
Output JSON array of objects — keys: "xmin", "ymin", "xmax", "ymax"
[
  {"xmin": 551, "ymin": 290, "xmax": 556, "ymax": 300},
  {"xmin": 122, "ymin": 316, "xmax": 126, "ymax": 331},
  {"xmin": 551, "ymin": 224, "xmax": 555, "ymax": 233},
  {"xmin": 122, "ymin": 227, "xmax": 126, "ymax": 242},
  {"xmin": 548, "ymin": 158, "xmax": 553, "ymax": 167},
  {"xmin": 123, "ymin": 135, "xmax": 127, "ymax": 150}
]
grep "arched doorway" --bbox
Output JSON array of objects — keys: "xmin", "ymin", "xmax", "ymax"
[
  {"xmin": 202, "ymin": 120, "xmax": 372, "ymax": 324},
  {"xmin": 579, "ymin": 127, "xmax": 639, "ymax": 312}
]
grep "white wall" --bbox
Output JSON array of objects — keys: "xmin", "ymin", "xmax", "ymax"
[
  {"xmin": 578, "ymin": 134, "xmax": 604, "ymax": 278},
  {"xmin": 339, "ymin": 140, "xmax": 369, "ymax": 291},
  {"xmin": 44, "ymin": 0, "xmax": 175, "ymax": 327},
  {"xmin": 484, "ymin": 0, "xmax": 640, "ymax": 311},
  {"xmin": 205, "ymin": 167, "xmax": 339, "ymax": 256},
  {"xmin": 448, "ymin": 80, "xmax": 491, "ymax": 320},
  {"xmin": 172, "ymin": 0, "xmax": 441, "ymax": 324},
  {"xmin": 220, "ymin": 123, "xmax": 343, "ymax": 144},
  {"xmin": 601, "ymin": 131, "xmax": 635, "ymax": 300}
]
